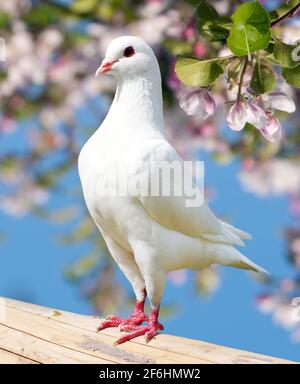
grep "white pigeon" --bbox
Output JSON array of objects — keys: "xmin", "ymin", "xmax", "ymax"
[{"xmin": 78, "ymin": 36, "xmax": 268, "ymax": 345}]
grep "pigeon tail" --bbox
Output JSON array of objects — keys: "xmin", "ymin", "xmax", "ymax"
[
  {"xmin": 221, "ymin": 220, "xmax": 252, "ymax": 247},
  {"xmin": 220, "ymin": 220, "xmax": 252, "ymax": 240},
  {"xmin": 212, "ymin": 244, "xmax": 270, "ymax": 275},
  {"xmin": 202, "ymin": 221, "xmax": 252, "ymax": 247}
]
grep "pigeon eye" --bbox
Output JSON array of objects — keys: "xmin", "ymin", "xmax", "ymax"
[{"xmin": 124, "ymin": 46, "xmax": 135, "ymax": 57}]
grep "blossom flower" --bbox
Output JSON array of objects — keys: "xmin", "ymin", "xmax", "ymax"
[
  {"xmin": 260, "ymin": 115, "xmax": 282, "ymax": 142},
  {"xmin": 266, "ymin": 91, "xmax": 296, "ymax": 113},
  {"xmin": 0, "ymin": 183, "xmax": 48, "ymax": 217},
  {"xmin": 167, "ymin": 67, "xmax": 180, "ymax": 90},
  {"xmin": 183, "ymin": 25, "xmax": 195, "ymax": 40},
  {"xmin": 0, "ymin": 117, "xmax": 16, "ymax": 134},
  {"xmin": 226, "ymin": 100, "xmax": 267, "ymax": 131},
  {"xmin": 290, "ymin": 195, "xmax": 300, "ymax": 216},
  {"xmin": 239, "ymin": 160, "xmax": 300, "ymax": 197},
  {"xmin": 249, "ymin": 90, "xmax": 296, "ymax": 141},
  {"xmin": 256, "ymin": 294, "xmax": 277, "ymax": 314},
  {"xmin": 193, "ymin": 41, "xmax": 206, "ymax": 57},
  {"xmin": 280, "ymin": 279, "xmax": 295, "ymax": 292},
  {"xmin": 180, "ymin": 88, "xmax": 216, "ymax": 119}
]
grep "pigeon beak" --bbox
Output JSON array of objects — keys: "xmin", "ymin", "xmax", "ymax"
[{"xmin": 95, "ymin": 59, "xmax": 118, "ymax": 76}]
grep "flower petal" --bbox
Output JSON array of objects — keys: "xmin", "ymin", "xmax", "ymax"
[
  {"xmin": 179, "ymin": 89, "xmax": 216, "ymax": 120},
  {"xmin": 268, "ymin": 91, "xmax": 296, "ymax": 113},
  {"xmin": 260, "ymin": 115, "xmax": 282, "ymax": 142},
  {"xmin": 202, "ymin": 90, "xmax": 216, "ymax": 119},
  {"xmin": 226, "ymin": 101, "xmax": 247, "ymax": 131},
  {"xmin": 246, "ymin": 102, "xmax": 267, "ymax": 130},
  {"xmin": 179, "ymin": 90, "xmax": 201, "ymax": 116}
]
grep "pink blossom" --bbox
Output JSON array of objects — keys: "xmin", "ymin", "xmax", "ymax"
[
  {"xmin": 260, "ymin": 115, "xmax": 282, "ymax": 142},
  {"xmin": 0, "ymin": 117, "xmax": 16, "ymax": 134},
  {"xmin": 183, "ymin": 25, "xmax": 195, "ymax": 40},
  {"xmin": 239, "ymin": 160, "xmax": 300, "ymax": 197},
  {"xmin": 280, "ymin": 279, "xmax": 295, "ymax": 292},
  {"xmin": 291, "ymin": 238, "xmax": 300, "ymax": 255},
  {"xmin": 180, "ymin": 89, "xmax": 216, "ymax": 119},
  {"xmin": 201, "ymin": 122, "xmax": 216, "ymax": 138},
  {"xmin": 267, "ymin": 91, "xmax": 296, "ymax": 113},
  {"xmin": 290, "ymin": 196, "xmax": 300, "ymax": 216},
  {"xmin": 193, "ymin": 41, "xmax": 206, "ymax": 57},
  {"xmin": 256, "ymin": 294, "xmax": 276, "ymax": 314},
  {"xmin": 167, "ymin": 70, "xmax": 180, "ymax": 90},
  {"xmin": 242, "ymin": 157, "xmax": 256, "ymax": 171},
  {"xmin": 226, "ymin": 100, "xmax": 267, "ymax": 131}
]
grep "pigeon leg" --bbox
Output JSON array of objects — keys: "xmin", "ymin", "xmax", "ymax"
[
  {"xmin": 97, "ymin": 233, "xmax": 148, "ymax": 332},
  {"xmin": 114, "ymin": 246, "xmax": 166, "ymax": 344},
  {"xmin": 114, "ymin": 306, "xmax": 163, "ymax": 345},
  {"xmin": 97, "ymin": 288, "xmax": 148, "ymax": 331}
]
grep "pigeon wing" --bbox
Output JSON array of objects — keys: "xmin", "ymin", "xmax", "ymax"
[{"xmin": 134, "ymin": 140, "xmax": 249, "ymax": 246}]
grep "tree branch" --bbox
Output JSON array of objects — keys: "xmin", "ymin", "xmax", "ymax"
[
  {"xmin": 271, "ymin": 1, "xmax": 300, "ymax": 27},
  {"xmin": 238, "ymin": 56, "xmax": 248, "ymax": 98}
]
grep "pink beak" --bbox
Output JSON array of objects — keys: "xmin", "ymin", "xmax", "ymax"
[{"xmin": 95, "ymin": 58, "xmax": 118, "ymax": 76}]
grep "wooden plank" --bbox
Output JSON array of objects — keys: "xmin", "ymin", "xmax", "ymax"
[
  {"xmin": 0, "ymin": 299, "xmax": 211, "ymax": 364},
  {"xmin": 0, "ymin": 348, "xmax": 38, "ymax": 364},
  {"xmin": 0, "ymin": 297, "xmax": 297, "ymax": 364},
  {"xmin": 0, "ymin": 323, "xmax": 113, "ymax": 364}
]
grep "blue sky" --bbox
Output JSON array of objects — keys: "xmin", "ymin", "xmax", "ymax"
[{"xmin": 0, "ymin": 146, "xmax": 299, "ymax": 362}]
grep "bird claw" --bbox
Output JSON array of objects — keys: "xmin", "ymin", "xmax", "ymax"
[
  {"xmin": 97, "ymin": 318, "xmax": 121, "ymax": 331},
  {"xmin": 97, "ymin": 312, "xmax": 148, "ymax": 332},
  {"xmin": 119, "ymin": 324, "xmax": 139, "ymax": 332},
  {"xmin": 114, "ymin": 321, "xmax": 163, "ymax": 345}
]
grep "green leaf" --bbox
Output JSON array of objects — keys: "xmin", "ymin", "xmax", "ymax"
[
  {"xmin": 250, "ymin": 63, "xmax": 276, "ymax": 94},
  {"xmin": 175, "ymin": 56, "xmax": 226, "ymax": 86},
  {"xmin": 197, "ymin": 0, "xmax": 232, "ymax": 41},
  {"xmin": 70, "ymin": 0, "xmax": 98, "ymax": 14},
  {"xmin": 263, "ymin": 53, "xmax": 281, "ymax": 65},
  {"xmin": 96, "ymin": 3, "xmax": 116, "ymax": 20},
  {"xmin": 201, "ymin": 19, "xmax": 232, "ymax": 42},
  {"xmin": 24, "ymin": 5, "xmax": 58, "ymax": 27},
  {"xmin": 187, "ymin": 0, "xmax": 202, "ymax": 6},
  {"xmin": 163, "ymin": 39, "xmax": 193, "ymax": 55},
  {"xmin": 197, "ymin": 0, "xmax": 219, "ymax": 24},
  {"xmin": 282, "ymin": 65, "xmax": 300, "ymax": 87},
  {"xmin": 0, "ymin": 12, "xmax": 9, "ymax": 28},
  {"xmin": 227, "ymin": 1, "xmax": 271, "ymax": 56},
  {"xmin": 274, "ymin": 39, "xmax": 300, "ymax": 68},
  {"xmin": 264, "ymin": 41, "xmax": 275, "ymax": 54}
]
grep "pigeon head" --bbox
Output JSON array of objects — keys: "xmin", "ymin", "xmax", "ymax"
[{"xmin": 95, "ymin": 36, "xmax": 157, "ymax": 79}]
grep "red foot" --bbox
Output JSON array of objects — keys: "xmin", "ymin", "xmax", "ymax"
[
  {"xmin": 114, "ymin": 307, "xmax": 163, "ymax": 345},
  {"xmin": 97, "ymin": 290, "xmax": 148, "ymax": 332},
  {"xmin": 97, "ymin": 311, "xmax": 148, "ymax": 331}
]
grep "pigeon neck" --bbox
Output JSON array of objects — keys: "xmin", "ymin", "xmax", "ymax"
[{"xmin": 111, "ymin": 71, "xmax": 164, "ymax": 129}]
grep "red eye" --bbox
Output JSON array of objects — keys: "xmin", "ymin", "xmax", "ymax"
[{"xmin": 124, "ymin": 46, "xmax": 135, "ymax": 57}]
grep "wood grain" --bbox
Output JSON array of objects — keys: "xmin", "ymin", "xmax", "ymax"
[{"xmin": 0, "ymin": 297, "xmax": 296, "ymax": 364}]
